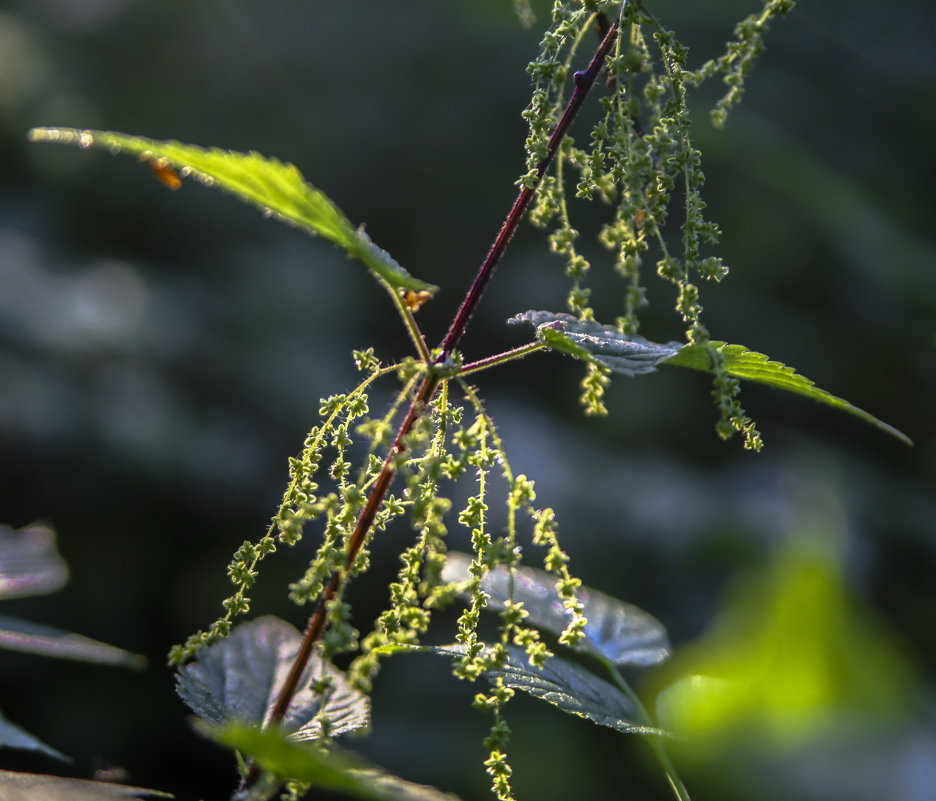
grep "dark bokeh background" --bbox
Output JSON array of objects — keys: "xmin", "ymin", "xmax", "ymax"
[{"xmin": 1, "ymin": 1, "xmax": 934, "ymax": 799}]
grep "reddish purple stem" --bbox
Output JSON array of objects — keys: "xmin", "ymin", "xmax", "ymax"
[{"xmin": 266, "ymin": 14, "xmax": 621, "ymax": 734}]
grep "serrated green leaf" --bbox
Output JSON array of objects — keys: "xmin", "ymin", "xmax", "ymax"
[
  {"xmin": 508, "ymin": 311, "xmax": 682, "ymax": 376},
  {"xmin": 441, "ymin": 552, "xmax": 670, "ymax": 667},
  {"xmin": 27, "ymin": 127, "xmax": 436, "ymax": 294},
  {"xmin": 666, "ymin": 342, "xmax": 912, "ymax": 446},
  {"xmin": 0, "ymin": 615, "xmax": 145, "ymax": 668},
  {"xmin": 175, "ymin": 616, "xmax": 369, "ymax": 740},
  {"xmin": 507, "ymin": 311, "xmax": 910, "ymax": 445},
  {"xmin": 406, "ymin": 643, "xmax": 664, "ymax": 736},
  {"xmin": 489, "ymin": 645, "xmax": 666, "ymax": 736}
]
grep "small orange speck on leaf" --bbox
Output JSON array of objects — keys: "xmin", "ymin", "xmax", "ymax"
[{"xmin": 144, "ymin": 157, "xmax": 182, "ymax": 191}]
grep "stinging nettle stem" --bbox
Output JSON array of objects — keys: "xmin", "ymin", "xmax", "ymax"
[
  {"xmin": 439, "ymin": 15, "xmax": 623, "ymax": 359},
  {"xmin": 266, "ymin": 12, "xmax": 621, "ymax": 735}
]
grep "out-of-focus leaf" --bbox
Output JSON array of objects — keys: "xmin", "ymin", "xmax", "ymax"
[
  {"xmin": 667, "ymin": 342, "xmax": 912, "ymax": 445},
  {"xmin": 27, "ymin": 127, "xmax": 436, "ymax": 294},
  {"xmin": 208, "ymin": 722, "xmax": 461, "ymax": 801},
  {"xmin": 207, "ymin": 723, "xmax": 380, "ymax": 799},
  {"xmin": 653, "ymin": 535, "xmax": 915, "ymax": 751},
  {"xmin": 0, "ymin": 615, "xmax": 145, "ymax": 668},
  {"xmin": 441, "ymin": 552, "xmax": 670, "ymax": 667},
  {"xmin": 0, "ymin": 708, "xmax": 67, "ymax": 761},
  {"xmin": 0, "ymin": 770, "xmax": 168, "ymax": 799},
  {"xmin": 357, "ymin": 770, "xmax": 463, "ymax": 801},
  {"xmin": 175, "ymin": 616, "xmax": 369, "ymax": 740},
  {"xmin": 508, "ymin": 311, "xmax": 682, "ymax": 376},
  {"xmin": 0, "ymin": 523, "xmax": 68, "ymax": 599}
]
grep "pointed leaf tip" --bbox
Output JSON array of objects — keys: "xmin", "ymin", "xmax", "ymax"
[
  {"xmin": 506, "ymin": 311, "xmax": 910, "ymax": 445},
  {"xmin": 0, "ymin": 614, "xmax": 146, "ymax": 668},
  {"xmin": 420, "ymin": 643, "xmax": 666, "ymax": 737},
  {"xmin": 666, "ymin": 342, "xmax": 913, "ymax": 446},
  {"xmin": 0, "ymin": 708, "xmax": 69, "ymax": 761},
  {"xmin": 490, "ymin": 645, "xmax": 666, "ymax": 735}
]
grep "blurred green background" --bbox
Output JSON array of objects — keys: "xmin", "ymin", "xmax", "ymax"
[{"xmin": 0, "ymin": 1, "xmax": 933, "ymax": 799}]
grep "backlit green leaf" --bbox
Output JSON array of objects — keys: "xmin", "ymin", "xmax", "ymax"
[
  {"xmin": 391, "ymin": 643, "xmax": 664, "ymax": 736},
  {"xmin": 653, "ymin": 535, "xmax": 914, "ymax": 751},
  {"xmin": 509, "ymin": 311, "xmax": 910, "ymax": 445},
  {"xmin": 667, "ymin": 342, "xmax": 912, "ymax": 445},
  {"xmin": 488, "ymin": 645, "xmax": 664, "ymax": 735},
  {"xmin": 28, "ymin": 127, "xmax": 436, "ymax": 294},
  {"xmin": 206, "ymin": 723, "xmax": 380, "ymax": 798}
]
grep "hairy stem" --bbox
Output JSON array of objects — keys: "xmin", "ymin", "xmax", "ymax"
[
  {"xmin": 458, "ymin": 341, "xmax": 547, "ymax": 377},
  {"xmin": 267, "ymin": 371, "xmax": 439, "ymax": 726},
  {"xmin": 605, "ymin": 661, "xmax": 692, "ymax": 801},
  {"xmin": 439, "ymin": 14, "xmax": 622, "ymax": 357},
  {"xmin": 266, "ymin": 11, "xmax": 622, "ymax": 734},
  {"xmin": 383, "ymin": 278, "xmax": 432, "ymax": 363}
]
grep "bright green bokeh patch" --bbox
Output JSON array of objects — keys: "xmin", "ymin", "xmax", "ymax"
[{"xmin": 655, "ymin": 535, "xmax": 912, "ymax": 753}]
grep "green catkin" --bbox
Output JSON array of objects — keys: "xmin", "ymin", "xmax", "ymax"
[{"xmin": 517, "ymin": 1, "xmax": 776, "ymax": 447}]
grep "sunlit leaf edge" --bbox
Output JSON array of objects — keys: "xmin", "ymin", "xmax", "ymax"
[
  {"xmin": 373, "ymin": 643, "xmax": 666, "ymax": 737},
  {"xmin": 508, "ymin": 310, "xmax": 682, "ymax": 376},
  {"xmin": 508, "ymin": 311, "xmax": 910, "ymax": 446},
  {"xmin": 666, "ymin": 342, "xmax": 912, "ymax": 446},
  {"xmin": 27, "ymin": 127, "xmax": 437, "ymax": 294},
  {"xmin": 205, "ymin": 722, "xmax": 461, "ymax": 801}
]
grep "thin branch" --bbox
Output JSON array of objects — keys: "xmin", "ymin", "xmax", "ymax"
[
  {"xmin": 381, "ymin": 278, "xmax": 432, "ymax": 364},
  {"xmin": 457, "ymin": 341, "xmax": 547, "ymax": 377},
  {"xmin": 438, "ymin": 15, "xmax": 623, "ymax": 359}
]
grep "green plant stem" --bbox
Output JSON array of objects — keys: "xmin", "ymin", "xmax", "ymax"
[
  {"xmin": 266, "ymin": 8, "xmax": 622, "ymax": 739},
  {"xmin": 382, "ymin": 278, "xmax": 431, "ymax": 363},
  {"xmin": 457, "ymin": 342, "xmax": 548, "ymax": 377},
  {"xmin": 438, "ymin": 13, "xmax": 623, "ymax": 357},
  {"xmin": 604, "ymin": 660, "xmax": 691, "ymax": 801}
]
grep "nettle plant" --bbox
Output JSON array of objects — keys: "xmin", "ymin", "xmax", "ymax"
[{"xmin": 27, "ymin": 1, "xmax": 910, "ymax": 800}]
